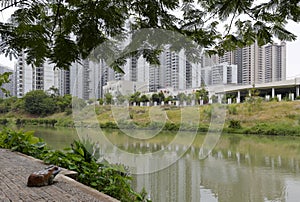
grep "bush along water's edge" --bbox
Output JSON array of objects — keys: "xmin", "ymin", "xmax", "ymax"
[{"xmin": 0, "ymin": 128, "xmax": 151, "ymax": 202}]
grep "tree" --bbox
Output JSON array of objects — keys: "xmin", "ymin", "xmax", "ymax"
[
  {"xmin": 177, "ymin": 93, "xmax": 187, "ymax": 103},
  {"xmin": 47, "ymin": 86, "xmax": 60, "ymax": 97},
  {"xmin": 98, "ymin": 98, "xmax": 104, "ymax": 105},
  {"xmin": 0, "ymin": 1, "xmax": 298, "ymax": 70},
  {"xmin": 116, "ymin": 94, "xmax": 126, "ymax": 104},
  {"xmin": 164, "ymin": 96, "xmax": 173, "ymax": 103},
  {"xmin": 56, "ymin": 94, "xmax": 72, "ymax": 112},
  {"xmin": 195, "ymin": 87, "xmax": 209, "ymax": 104},
  {"xmin": 129, "ymin": 91, "xmax": 141, "ymax": 104},
  {"xmin": 104, "ymin": 93, "xmax": 113, "ymax": 105},
  {"xmin": 158, "ymin": 92, "xmax": 165, "ymax": 103},
  {"xmin": 23, "ymin": 90, "xmax": 57, "ymax": 116},
  {"xmin": 140, "ymin": 94, "xmax": 149, "ymax": 103},
  {"xmin": 151, "ymin": 93, "xmax": 159, "ymax": 103}
]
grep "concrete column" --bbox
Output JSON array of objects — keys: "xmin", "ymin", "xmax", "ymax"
[
  {"xmin": 191, "ymin": 100, "xmax": 195, "ymax": 106},
  {"xmin": 289, "ymin": 93, "xmax": 294, "ymax": 101},
  {"xmin": 277, "ymin": 94, "xmax": 282, "ymax": 101},
  {"xmin": 218, "ymin": 95, "xmax": 222, "ymax": 104},
  {"xmin": 237, "ymin": 91, "xmax": 241, "ymax": 103},
  {"xmin": 296, "ymin": 86, "xmax": 300, "ymax": 97},
  {"xmin": 272, "ymin": 88, "xmax": 275, "ymax": 98}
]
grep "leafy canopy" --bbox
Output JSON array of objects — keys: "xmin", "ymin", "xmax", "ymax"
[
  {"xmin": 0, "ymin": 72, "xmax": 12, "ymax": 96},
  {"xmin": 0, "ymin": 0, "xmax": 299, "ymax": 71}
]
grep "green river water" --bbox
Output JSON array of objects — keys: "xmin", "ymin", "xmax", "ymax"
[{"xmin": 21, "ymin": 126, "xmax": 300, "ymax": 202}]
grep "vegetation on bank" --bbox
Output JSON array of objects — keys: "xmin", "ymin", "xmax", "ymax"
[
  {"xmin": 1, "ymin": 90, "xmax": 300, "ymax": 136},
  {"xmin": 0, "ymin": 128, "xmax": 150, "ymax": 202}
]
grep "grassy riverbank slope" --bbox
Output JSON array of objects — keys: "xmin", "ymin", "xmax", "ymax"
[{"xmin": 1, "ymin": 100, "xmax": 300, "ymax": 136}]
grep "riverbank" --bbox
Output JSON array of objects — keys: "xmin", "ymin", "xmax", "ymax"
[
  {"xmin": 1, "ymin": 101, "xmax": 300, "ymax": 136},
  {"xmin": 0, "ymin": 129, "xmax": 150, "ymax": 202},
  {"xmin": 0, "ymin": 149, "xmax": 119, "ymax": 202}
]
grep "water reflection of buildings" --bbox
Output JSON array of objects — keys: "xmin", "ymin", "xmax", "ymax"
[{"xmin": 77, "ymin": 130, "xmax": 300, "ymax": 202}]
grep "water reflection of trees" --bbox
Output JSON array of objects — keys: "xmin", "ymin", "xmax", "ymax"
[{"xmin": 75, "ymin": 128, "xmax": 300, "ymax": 202}]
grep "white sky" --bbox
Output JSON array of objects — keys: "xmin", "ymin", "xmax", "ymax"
[{"xmin": 0, "ymin": 6, "xmax": 300, "ymax": 78}]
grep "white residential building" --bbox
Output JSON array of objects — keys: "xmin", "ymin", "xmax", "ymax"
[
  {"xmin": 264, "ymin": 42, "xmax": 286, "ymax": 83},
  {"xmin": 202, "ymin": 41, "xmax": 286, "ymax": 85},
  {"xmin": 201, "ymin": 63, "xmax": 238, "ymax": 86},
  {"xmin": 14, "ymin": 52, "xmax": 58, "ymax": 97},
  {"xmin": 103, "ymin": 80, "xmax": 148, "ymax": 97}
]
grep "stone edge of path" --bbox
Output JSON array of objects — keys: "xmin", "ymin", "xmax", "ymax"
[{"xmin": 16, "ymin": 151, "xmax": 120, "ymax": 202}]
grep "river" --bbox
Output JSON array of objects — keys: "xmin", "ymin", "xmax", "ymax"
[{"xmin": 22, "ymin": 126, "xmax": 300, "ymax": 202}]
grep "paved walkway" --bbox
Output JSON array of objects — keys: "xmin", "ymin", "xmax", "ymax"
[{"xmin": 0, "ymin": 149, "xmax": 119, "ymax": 202}]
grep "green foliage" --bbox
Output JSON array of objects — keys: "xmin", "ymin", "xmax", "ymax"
[
  {"xmin": 1, "ymin": 0, "xmax": 298, "ymax": 70},
  {"xmin": 270, "ymin": 97, "xmax": 279, "ymax": 102},
  {"xmin": 245, "ymin": 96, "xmax": 263, "ymax": 113},
  {"xmin": 151, "ymin": 93, "xmax": 159, "ymax": 103},
  {"xmin": 195, "ymin": 87, "xmax": 209, "ymax": 104},
  {"xmin": 0, "ymin": 129, "xmax": 47, "ymax": 158},
  {"xmin": 15, "ymin": 118, "xmax": 58, "ymax": 127},
  {"xmin": 140, "ymin": 95, "xmax": 149, "ymax": 103},
  {"xmin": 176, "ymin": 93, "xmax": 187, "ymax": 103},
  {"xmin": 244, "ymin": 123, "xmax": 300, "ymax": 136},
  {"xmin": 55, "ymin": 94, "xmax": 72, "ymax": 112},
  {"xmin": 228, "ymin": 119, "xmax": 242, "ymax": 129},
  {"xmin": 104, "ymin": 93, "xmax": 113, "ymax": 105},
  {"xmin": 164, "ymin": 96, "xmax": 173, "ymax": 103},
  {"xmin": 0, "ymin": 72, "xmax": 12, "ymax": 96},
  {"xmin": 0, "ymin": 91, "xmax": 73, "ymax": 117},
  {"xmin": 72, "ymin": 96, "xmax": 87, "ymax": 109},
  {"xmin": 129, "ymin": 92, "xmax": 141, "ymax": 104},
  {"xmin": 203, "ymin": 106, "xmax": 212, "ymax": 119},
  {"xmin": 23, "ymin": 90, "xmax": 57, "ymax": 116},
  {"xmin": 0, "ymin": 129, "xmax": 151, "ymax": 202},
  {"xmin": 98, "ymin": 98, "xmax": 104, "ymax": 105},
  {"xmin": 116, "ymin": 94, "xmax": 126, "ymax": 105},
  {"xmin": 227, "ymin": 104, "xmax": 238, "ymax": 115},
  {"xmin": 158, "ymin": 92, "xmax": 165, "ymax": 103},
  {"xmin": 163, "ymin": 122, "xmax": 179, "ymax": 131},
  {"xmin": 0, "ymin": 118, "xmax": 9, "ymax": 125},
  {"xmin": 210, "ymin": 95, "xmax": 218, "ymax": 103}
]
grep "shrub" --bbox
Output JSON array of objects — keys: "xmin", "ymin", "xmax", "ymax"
[
  {"xmin": 227, "ymin": 105, "xmax": 238, "ymax": 115},
  {"xmin": 228, "ymin": 119, "xmax": 242, "ymax": 129},
  {"xmin": 163, "ymin": 122, "xmax": 179, "ymax": 131},
  {"xmin": 0, "ymin": 129, "xmax": 151, "ymax": 202},
  {"xmin": 0, "ymin": 118, "xmax": 9, "ymax": 126},
  {"xmin": 23, "ymin": 90, "xmax": 57, "ymax": 116}
]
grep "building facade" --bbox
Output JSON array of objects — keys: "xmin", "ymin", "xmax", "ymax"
[
  {"xmin": 202, "ymin": 41, "xmax": 286, "ymax": 85},
  {"xmin": 14, "ymin": 52, "xmax": 61, "ymax": 97},
  {"xmin": 201, "ymin": 63, "xmax": 238, "ymax": 86}
]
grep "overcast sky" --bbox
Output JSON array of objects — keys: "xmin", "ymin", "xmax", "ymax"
[{"xmin": 0, "ymin": 6, "xmax": 300, "ymax": 78}]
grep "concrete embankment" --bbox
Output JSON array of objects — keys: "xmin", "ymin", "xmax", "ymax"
[{"xmin": 0, "ymin": 149, "xmax": 119, "ymax": 202}]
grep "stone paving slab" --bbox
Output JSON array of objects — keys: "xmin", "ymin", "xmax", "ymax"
[{"xmin": 0, "ymin": 149, "xmax": 119, "ymax": 202}]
